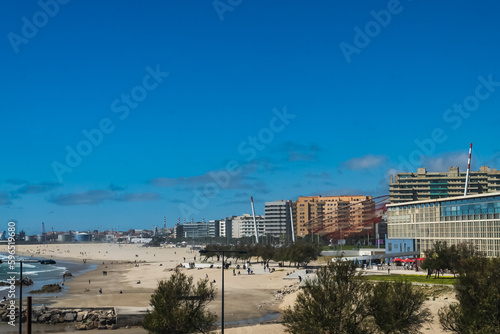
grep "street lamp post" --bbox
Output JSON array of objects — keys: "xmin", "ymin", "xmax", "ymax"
[{"xmin": 199, "ymin": 249, "xmax": 246, "ymax": 334}]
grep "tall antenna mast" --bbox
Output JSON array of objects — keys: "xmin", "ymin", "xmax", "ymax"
[
  {"xmin": 464, "ymin": 143, "xmax": 472, "ymax": 196},
  {"xmin": 250, "ymin": 197, "xmax": 259, "ymax": 244}
]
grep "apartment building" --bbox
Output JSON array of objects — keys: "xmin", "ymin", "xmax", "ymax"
[
  {"xmin": 264, "ymin": 200, "xmax": 292, "ymax": 238},
  {"xmin": 294, "ymin": 195, "xmax": 375, "ymax": 238},
  {"xmin": 231, "ymin": 214, "xmax": 265, "ymax": 239},
  {"xmin": 389, "ymin": 166, "xmax": 500, "ymax": 204}
]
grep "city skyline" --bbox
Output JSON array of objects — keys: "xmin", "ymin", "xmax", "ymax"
[{"xmin": 2, "ymin": 1, "xmax": 500, "ymax": 234}]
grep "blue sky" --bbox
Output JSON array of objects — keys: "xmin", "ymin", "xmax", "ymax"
[{"xmin": 1, "ymin": 0, "xmax": 500, "ymax": 234}]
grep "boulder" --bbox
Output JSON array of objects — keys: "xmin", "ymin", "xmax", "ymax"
[
  {"xmin": 76, "ymin": 323, "xmax": 87, "ymax": 330},
  {"xmin": 77, "ymin": 311, "xmax": 88, "ymax": 321},
  {"xmin": 64, "ymin": 312, "xmax": 76, "ymax": 322},
  {"xmin": 39, "ymin": 313, "xmax": 51, "ymax": 322}
]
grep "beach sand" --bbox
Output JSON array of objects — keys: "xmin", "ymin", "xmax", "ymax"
[
  {"xmin": 3, "ymin": 243, "xmax": 295, "ymax": 333},
  {"xmin": 2, "ymin": 243, "xmax": 455, "ymax": 333}
]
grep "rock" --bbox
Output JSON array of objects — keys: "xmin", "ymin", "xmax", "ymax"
[
  {"xmin": 77, "ymin": 311, "xmax": 88, "ymax": 321},
  {"xmin": 109, "ymin": 324, "xmax": 118, "ymax": 330},
  {"xmin": 76, "ymin": 323, "xmax": 87, "ymax": 330},
  {"xmin": 31, "ymin": 284, "xmax": 62, "ymax": 294},
  {"xmin": 64, "ymin": 312, "xmax": 76, "ymax": 322},
  {"xmin": 0, "ymin": 278, "xmax": 33, "ymax": 286},
  {"xmin": 39, "ymin": 313, "xmax": 51, "ymax": 322},
  {"xmin": 98, "ymin": 325, "xmax": 107, "ymax": 330}
]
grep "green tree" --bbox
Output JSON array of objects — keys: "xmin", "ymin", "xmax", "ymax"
[
  {"xmin": 282, "ymin": 261, "xmax": 373, "ymax": 334},
  {"xmin": 446, "ymin": 243, "xmax": 478, "ymax": 277},
  {"xmin": 143, "ymin": 269, "xmax": 217, "ymax": 334},
  {"xmin": 256, "ymin": 244, "xmax": 275, "ymax": 262},
  {"xmin": 421, "ymin": 241, "xmax": 449, "ymax": 278},
  {"xmin": 422, "ymin": 242, "xmax": 481, "ymax": 278},
  {"xmin": 273, "ymin": 242, "xmax": 321, "ymax": 267},
  {"xmin": 148, "ymin": 236, "xmax": 166, "ymax": 247},
  {"xmin": 368, "ymin": 279, "xmax": 432, "ymax": 334},
  {"xmin": 439, "ymin": 256, "xmax": 500, "ymax": 333}
]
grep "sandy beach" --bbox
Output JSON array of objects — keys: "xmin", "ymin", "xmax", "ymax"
[{"xmin": 1, "ymin": 243, "xmax": 455, "ymax": 333}]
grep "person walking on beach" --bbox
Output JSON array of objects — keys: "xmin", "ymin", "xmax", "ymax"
[{"xmin": 89, "ymin": 279, "xmax": 91, "ymax": 284}]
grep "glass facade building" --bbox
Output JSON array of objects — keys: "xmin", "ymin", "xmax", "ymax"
[{"xmin": 387, "ymin": 192, "xmax": 500, "ymax": 257}]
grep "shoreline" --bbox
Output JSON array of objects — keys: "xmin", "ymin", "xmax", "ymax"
[
  {"xmin": 0, "ymin": 252, "xmax": 97, "ymax": 304},
  {"xmin": 1, "ymin": 244, "xmax": 296, "ymax": 323},
  {"xmin": 0, "ymin": 243, "xmax": 455, "ymax": 333}
]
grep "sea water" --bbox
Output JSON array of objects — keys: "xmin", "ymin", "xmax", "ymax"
[{"xmin": 0, "ymin": 253, "xmax": 96, "ymax": 299}]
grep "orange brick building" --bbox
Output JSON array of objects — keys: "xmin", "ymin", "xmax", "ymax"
[{"xmin": 294, "ymin": 195, "xmax": 375, "ymax": 238}]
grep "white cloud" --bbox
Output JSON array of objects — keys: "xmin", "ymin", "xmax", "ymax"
[
  {"xmin": 343, "ymin": 154, "xmax": 387, "ymax": 170},
  {"xmin": 420, "ymin": 152, "xmax": 469, "ymax": 172}
]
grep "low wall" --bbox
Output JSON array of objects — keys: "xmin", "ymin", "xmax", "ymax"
[{"xmin": 0, "ymin": 304, "xmax": 118, "ymax": 330}]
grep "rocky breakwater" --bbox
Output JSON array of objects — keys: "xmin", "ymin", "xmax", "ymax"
[
  {"xmin": 0, "ymin": 304, "xmax": 119, "ymax": 330},
  {"xmin": 273, "ymin": 284, "xmax": 298, "ymax": 300}
]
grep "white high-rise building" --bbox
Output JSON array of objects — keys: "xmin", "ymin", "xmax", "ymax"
[
  {"xmin": 231, "ymin": 214, "xmax": 265, "ymax": 239},
  {"xmin": 219, "ymin": 218, "xmax": 232, "ymax": 238},
  {"xmin": 264, "ymin": 200, "xmax": 292, "ymax": 238}
]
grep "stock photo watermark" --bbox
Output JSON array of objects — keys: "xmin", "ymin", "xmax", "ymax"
[
  {"xmin": 7, "ymin": 0, "xmax": 70, "ymax": 54},
  {"xmin": 339, "ymin": 0, "xmax": 406, "ymax": 64},
  {"xmin": 178, "ymin": 106, "xmax": 296, "ymax": 217},
  {"xmin": 213, "ymin": 0, "xmax": 242, "ymax": 21},
  {"xmin": 51, "ymin": 65, "xmax": 169, "ymax": 182},
  {"xmin": 398, "ymin": 74, "xmax": 500, "ymax": 172},
  {"xmin": 6, "ymin": 222, "xmax": 17, "ymax": 326}
]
